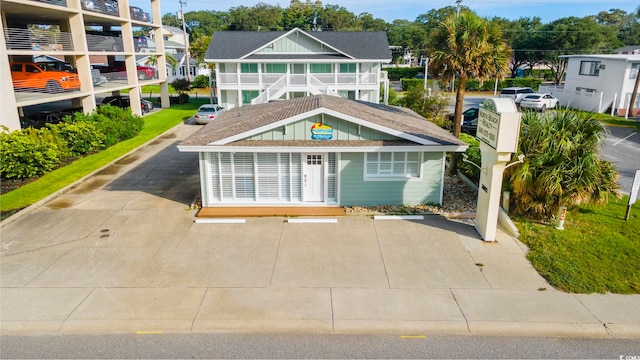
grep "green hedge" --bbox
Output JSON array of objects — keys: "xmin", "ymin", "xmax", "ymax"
[
  {"xmin": 191, "ymin": 75, "xmax": 210, "ymax": 88},
  {"xmin": 0, "ymin": 127, "xmax": 64, "ymax": 179},
  {"xmin": 458, "ymin": 133, "xmax": 480, "ymax": 184},
  {"xmin": 383, "ymin": 67, "xmax": 421, "ymax": 80},
  {"xmin": 401, "ymin": 78, "xmax": 424, "ymax": 91},
  {"xmin": 456, "ymin": 77, "xmax": 543, "ymax": 92},
  {"xmin": 1, "ymin": 105, "xmax": 143, "ymax": 180}
]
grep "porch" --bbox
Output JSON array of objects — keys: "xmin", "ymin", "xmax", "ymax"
[{"xmin": 197, "ymin": 206, "xmax": 346, "ymax": 218}]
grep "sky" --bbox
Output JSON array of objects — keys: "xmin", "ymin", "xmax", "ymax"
[{"xmin": 155, "ymin": 0, "xmax": 639, "ymax": 24}]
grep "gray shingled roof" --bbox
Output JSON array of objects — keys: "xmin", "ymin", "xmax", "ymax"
[
  {"xmin": 180, "ymin": 95, "xmax": 466, "ymax": 148},
  {"xmin": 205, "ymin": 28, "xmax": 391, "ymax": 61}
]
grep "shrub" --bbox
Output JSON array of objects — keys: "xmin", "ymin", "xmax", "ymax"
[
  {"xmin": 383, "ymin": 67, "xmax": 421, "ymax": 80},
  {"xmin": 0, "ymin": 127, "xmax": 64, "ymax": 179},
  {"xmin": 72, "ymin": 105, "xmax": 143, "ymax": 148},
  {"xmin": 458, "ymin": 134, "xmax": 480, "ymax": 184},
  {"xmin": 501, "ymin": 77, "xmax": 542, "ymax": 90},
  {"xmin": 397, "ymin": 86, "xmax": 451, "ymax": 127},
  {"xmin": 506, "ymin": 110, "xmax": 619, "ymax": 220},
  {"xmin": 170, "ymin": 78, "xmax": 191, "ymax": 94},
  {"xmin": 48, "ymin": 121, "xmax": 106, "ymax": 156},
  {"xmin": 401, "ymin": 78, "xmax": 423, "ymax": 91},
  {"xmin": 191, "ymin": 75, "xmax": 210, "ymax": 88}
]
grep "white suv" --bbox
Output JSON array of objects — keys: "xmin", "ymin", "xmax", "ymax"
[{"xmin": 499, "ymin": 87, "xmax": 535, "ymax": 104}]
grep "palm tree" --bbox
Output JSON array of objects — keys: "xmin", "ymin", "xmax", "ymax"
[
  {"xmin": 506, "ymin": 110, "xmax": 619, "ymax": 220},
  {"xmin": 428, "ymin": 11, "xmax": 512, "ymax": 174}
]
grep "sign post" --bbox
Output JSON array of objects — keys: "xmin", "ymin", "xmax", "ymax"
[
  {"xmin": 626, "ymin": 170, "xmax": 640, "ymax": 221},
  {"xmin": 474, "ymin": 98, "xmax": 522, "ymax": 241}
]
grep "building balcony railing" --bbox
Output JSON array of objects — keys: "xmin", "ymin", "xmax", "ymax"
[
  {"xmin": 4, "ymin": 27, "xmax": 75, "ymax": 51},
  {"xmin": 218, "ymin": 72, "xmax": 380, "ymax": 87}
]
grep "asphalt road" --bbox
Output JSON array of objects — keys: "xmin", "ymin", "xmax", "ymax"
[
  {"xmin": 456, "ymin": 96, "xmax": 640, "ymax": 195},
  {"xmin": 601, "ymin": 125, "xmax": 640, "ymax": 194},
  {"xmin": 2, "ymin": 334, "xmax": 640, "ymax": 359}
]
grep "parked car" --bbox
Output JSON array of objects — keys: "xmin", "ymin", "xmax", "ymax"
[
  {"xmin": 129, "ymin": 6, "xmax": 151, "ymax": 22},
  {"xmin": 133, "ymin": 36, "xmax": 149, "ymax": 51},
  {"xmin": 519, "ymin": 93, "xmax": 559, "ymax": 111},
  {"xmin": 447, "ymin": 107, "xmax": 479, "ymax": 136},
  {"xmin": 93, "ymin": 64, "xmax": 156, "ymax": 80},
  {"xmin": 194, "ymin": 104, "xmax": 225, "ymax": 124},
  {"xmin": 86, "ymin": 31, "xmax": 123, "ymax": 52},
  {"xmin": 10, "ymin": 62, "xmax": 81, "ymax": 93},
  {"xmin": 90, "ymin": 66, "xmax": 109, "ymax": 87},
  {"xmin": 101, "ymin": 95, "xmax": 152, "ymax": 114},
  {"xmin": 37, "ymin": 61, "xmax": 75, "ymax": 72},
  {"xmin": 81, "ymin": 0, "xmax": 118, "ymax": 15},
  {"xmin": 499, "ymin": 87, "xmax": 535, "ymax": 104}
]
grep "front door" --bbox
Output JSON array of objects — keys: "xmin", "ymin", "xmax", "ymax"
[{"xmin": 303, "ymin": 153, "xmax": 324, "ymax": 202}]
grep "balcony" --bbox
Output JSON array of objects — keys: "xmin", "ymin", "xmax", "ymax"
[
  {"xmin": 218, "ymin": 72, "xmax": 380, "ymax": 88},
  {"xmin": 4, "ymin": 27, "xmax": 74, "ymax": 51}
]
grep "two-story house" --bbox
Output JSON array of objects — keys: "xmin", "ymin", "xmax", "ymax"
[
  {"xmin": 540, "ymin": 54, "xmax": 640, "ymax": 115},
  {"xmin": 204, "ymin": 28, "xmax": 391, "ymax": 109}
]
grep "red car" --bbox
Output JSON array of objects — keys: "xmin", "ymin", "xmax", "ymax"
[{"xmin": 93, "ymin": 64, "xmax": 156, "ymax": 80}]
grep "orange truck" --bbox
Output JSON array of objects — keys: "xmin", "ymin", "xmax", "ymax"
[{"xmin": 10, "ymin": 62, "xmax": 81, "ymax": 93}]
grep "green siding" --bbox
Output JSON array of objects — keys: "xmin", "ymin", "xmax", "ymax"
[
  {"xmin": 339, "ymin": 152, "xmax": 444, "ymax": 206},
  {"xmin": 258, "ymin": 32, "xmax": 339, "ymax": 54},
  {"xmin": 247, "ymin": 116, "xmax": 398, "ymax": 141}
]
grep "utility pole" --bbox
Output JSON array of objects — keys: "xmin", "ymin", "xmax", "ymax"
[
  {"xmin": 179, "ymin": 0, "xmax": 191, "ymax": 82},
  {"xmin": 456, "ymin": 0, "xmax": 462, "ymax": 15}
]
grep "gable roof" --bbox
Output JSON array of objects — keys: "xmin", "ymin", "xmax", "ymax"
[
  {"xmin": 179, "ymin": 95, "xmax": 466, "ymax": 151},
  {"xmin": 162, "ymin": 25, "xmax": 185, "ymax": 35},
  {"xmin": 560, "ymin": 54, "xmax": 640, "ymax": 62},
  {"xmin": 616, "ymin": 45, "xmax": 640, "ymax": 54},
  {"xmin": 205, "ymin": 28, "xmax": 391, "ymax": 62}
]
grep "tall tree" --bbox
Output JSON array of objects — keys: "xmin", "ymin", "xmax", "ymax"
[
  {"xmin": 189, "ymin": 35, "xmax": 211, "ymax": 66},
  {"xmin": 538, "ymin": 16, "xmax": 620, "ymax": 85},
  {"xmin": 428, "ymin": 11, "xmax": 511, "ymax": 175},
  {"xmin": 355, "ymin": 12, "xmax": 387, "ymax": 31},
  {"xmin": 495, "ymin": 16, "xmax": 544, "ymax": 77},
  {"xmin": 316, "ymin": 4, "xmax": 357, "ymax": 31},
  {"xmin": 282, "ymin": 0, "xmax": 321, "ymax": 30}
]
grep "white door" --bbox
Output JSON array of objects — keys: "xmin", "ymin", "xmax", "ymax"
[{"xmin": 303, "ymin": 153, "xmax": 324, "ymax": 202}]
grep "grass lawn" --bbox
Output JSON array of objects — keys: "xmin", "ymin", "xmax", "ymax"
[
  {"xmin": 515, "ymin": 196, "xmax": 640, "ymax": 294},
  {"xmin": 0, "ymin": 98, "xmax": 207, "ymax": 215}
]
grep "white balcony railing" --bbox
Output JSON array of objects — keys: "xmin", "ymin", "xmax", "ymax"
[
  {"xmin": 218, "ymin": 72, "xmax": 380, "ymax": 88},
  {"xmin": 4, "ymin": 27, "xmax": 74, "ymax": 51}
]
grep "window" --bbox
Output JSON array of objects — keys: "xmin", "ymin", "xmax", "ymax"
[
  {"xmin": 207, "ymin": 152, "xmax": 302, "ymax": 203},
  {"xmin": 310, "ymin": 63, "xmax": 332, "ymax": 73},
  {"xmin": 631, "ymin": 63, "xmax": 640, "ymax": 79},
  {"xmin": 579, "ymin": 61, "xmax": 600, "ymax": 76},
  {"xmin": 264, "ymin": 63, "xmax": 286, "ymax": 73},
  {"xmin": 240, "ymin": 63, "xmax": 258, "ymax": 73},
  {"xmin": 576, "ymin": 87, "xmax": 596, "ymax": 93},
  {"xmin": 365, "ymin": 152, "xmax": 420, "ymax": 180},
  {"xmin": 339, "ymin": 63, "xmax": 356, "ymax": 73},
  {"xmin": 242, "ymin": 90, "xmax": 259, "ymax": 104}
]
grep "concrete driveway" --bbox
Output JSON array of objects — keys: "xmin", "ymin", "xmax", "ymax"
[{"xmin": 2, "ymin": 123, "xmax": 639, "ymax": 338}]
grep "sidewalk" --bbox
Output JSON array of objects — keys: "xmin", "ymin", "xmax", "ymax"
[{"xmin": 1, "ymin": 123, "xmax": 639, "ymax": 338}]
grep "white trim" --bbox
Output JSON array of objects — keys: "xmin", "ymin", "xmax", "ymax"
[
  {"xmin": 240, "ymin": 28, "xmax": 356, "ymax": 60},
  {"xmin": 373, "ymin": 215, "xmax": 424, "ymax": 220},
  {"xmin": 321, "ymin": 108, "xmax": 440, "ymax": 145},
  {"xmin": 179, "ymin": 145, "xmax": 468, "ymax": 153},
  {"xmin": 208, "ymin": 107, "xmax": 447, "ymax": 147},
  {"xmin": 287, "ymin": 218, "xmax": 338, "ymax": 223},
  {"xmin": 212, "ymin": 110, "xmax": 319, "ymax": 145},
  {"xmin": 195, "ymin": 218, "xmax": 247, "ymax": 224},
  {"xmin": 363, "ymin": 152, "xmax": 423, "ymax": 181},
  {"xmin": 206, "ymin": 58, "xmax": 391, "ymax": 64},
  {"xmin": 439, "ymin": 153, "xmax": 445, "ymax": 205}
]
